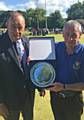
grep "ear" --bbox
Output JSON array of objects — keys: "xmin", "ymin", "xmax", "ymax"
[
  {"xmin": 5, "ymin": 21, "xmax": 8, "ymax": 28},
  {"xmin": 63, "ymin": 32, "xmax": 64, "ymax": 38},
  {"xmin": 79, "ymin": 32, "xmax": 82, "ymax": 38},
  {"xmin": 80, "ymin": 32, "xmax": 82, "ymax": 36}
]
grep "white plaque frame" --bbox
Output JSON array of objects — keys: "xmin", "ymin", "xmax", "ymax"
[{"xmin": 29, "ymin": 37, "xmax": 56, "ymax": 60}]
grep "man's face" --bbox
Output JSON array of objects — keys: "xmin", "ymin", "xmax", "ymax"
[
  {"xmin": 63, "ymin": 25, "xmax": 81, "ymax": 48},
  {"xmin": 7, "ymin": 15, "xmax": 25, "ymax": 42}
]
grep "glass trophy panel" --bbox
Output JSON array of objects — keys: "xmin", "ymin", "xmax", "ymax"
[{"xmin": 30, "ymin": 62, "xmax": 56, "ymax": 87}]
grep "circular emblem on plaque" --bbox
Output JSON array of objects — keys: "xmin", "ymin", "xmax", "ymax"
[{"xmin": 30, "ymin": 62, "xmax": 56, "ymax": 87}]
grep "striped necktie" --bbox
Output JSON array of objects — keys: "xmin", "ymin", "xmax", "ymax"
[
  {"xmin": 16, "ymin": 40, "xmax": 24, "ymax": 61},
  {"xmin": 13, "ymin": 41, "xmax": 23, "ymax": 71}
]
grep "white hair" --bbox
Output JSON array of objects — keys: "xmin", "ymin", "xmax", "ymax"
[{"xmin": 63, "ymin": 20, "xmax": 82, "ymax": 33}]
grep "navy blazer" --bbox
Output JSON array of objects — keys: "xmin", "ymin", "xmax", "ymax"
[{"xmin": 0, "ymin": 32, "xmax": 29, "ymax": 110}]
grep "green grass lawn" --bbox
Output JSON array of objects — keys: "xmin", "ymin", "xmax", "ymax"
[
  {"xmin": 34, "ymin": 90, "xmax": 54, "ymax": 120},
  {"xmin": 0, "ymin": 33, "xmax": 84, "ymax": 120}
]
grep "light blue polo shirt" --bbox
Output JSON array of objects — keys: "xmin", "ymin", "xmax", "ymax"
[{"xmin": 55, "ymin": 42, "xmax": 84, "ymax": 84}]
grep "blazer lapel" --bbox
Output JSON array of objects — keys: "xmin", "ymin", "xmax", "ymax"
[
  {"xmin": 8, "ymin": 47, "xmax": 22, "ymax": 70},
  {"xmin": 1, "ymin": 32, "xmax": 23, "ymax": 72}
]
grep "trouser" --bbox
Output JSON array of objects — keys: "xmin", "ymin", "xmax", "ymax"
[
  {"xmin": 22, "ymin": 87, "xmax": 35, "ymax": 120},
  {"xmin": 6, "ymin": 88, "xmax": 35, "ymax": 120},
  {"xmin": 50, "ymin": 91, "xmax": 83, "ymax": 120},
  {"xmin": 6, "ymin": 111, "xmax": 19, "ymax": 120}
]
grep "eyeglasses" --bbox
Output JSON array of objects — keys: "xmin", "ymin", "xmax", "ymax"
[
  {"xmin": 11, "ymin": 22, "xmax": 24, "ymax": 30},
  {"xmin": 66, "ymin": 32, "xmax": 77, "ymax": 38}
]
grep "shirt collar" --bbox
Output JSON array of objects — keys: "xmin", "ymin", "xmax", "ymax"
[
  {"xmin": 16, "ymin": 39, "xmax": 22, "ymax": 43},
  {"xmin": 64, "ymin": 42, "xmax": 82, "ymax": 55},
  {"xmin": 74, "ymin": 43, "xmax": 82, "ymax": 54}
]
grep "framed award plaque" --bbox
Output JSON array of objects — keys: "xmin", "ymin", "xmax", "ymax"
[{"xmin": 29, "ymin": 37, "xmax": 56, "ymax": 88}]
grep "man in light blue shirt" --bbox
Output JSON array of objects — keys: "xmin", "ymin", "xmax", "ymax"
[{"xmin": 48, "ymin": 20, "xmax": 84, "ymax": 120}]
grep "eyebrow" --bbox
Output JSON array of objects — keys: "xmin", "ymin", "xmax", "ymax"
[{"xmin": 11, "ymin": 23, "xmax": 23, "ymax": 28}]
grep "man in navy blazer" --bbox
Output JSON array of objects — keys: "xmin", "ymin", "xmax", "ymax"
[{"xmin": 0, "ymin": 11, "xmax": 35, "ymax": 120}]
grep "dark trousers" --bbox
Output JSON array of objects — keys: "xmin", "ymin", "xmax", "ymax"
[
  {"xmin": 22, "ymin": 88, "xmax": 35, "ymax": 120},
  {"xmin": 50, "ymin": 92, "xmax": 83, "ymax": 120},
  {"xmin": 6, "ymin": 111, "xmax": 19, "ymax": 120},
  {"xmin": 6, "ymin": 88, "xmax": 35, "ymax": 120}
]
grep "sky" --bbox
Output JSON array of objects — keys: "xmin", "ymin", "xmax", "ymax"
[{"xmin": 0, "ymin": 0, "xmax": 84, "ymax": 18}]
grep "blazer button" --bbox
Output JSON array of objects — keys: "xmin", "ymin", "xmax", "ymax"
[{"xmin": 24, "ymin": 85, "xmax": 26, "ymax": 88}]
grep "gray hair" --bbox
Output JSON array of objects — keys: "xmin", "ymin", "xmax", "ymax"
[
  {"xmin": 7, "ymin": 11, "xmax": 25, "ymax": 24},
  {"xmin": 63, "ymin": 20, "xmax": 82, "ymax": 33}
]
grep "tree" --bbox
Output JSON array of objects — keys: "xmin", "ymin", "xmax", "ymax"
[
  {"xmin": 48, "ymin": 10, "xmax": 64, "ymax": 29},
  {"xmin": 67, "ymin": 2, "xmax": 84, "ymax": 20},
  {"xmin": 0, "ymin": 9, "xmax": 64, "ymax": 29},
  {"xmin": 25, "ymin": 8, "xmax": 46, "ymax": 29},
  {"xmin": 0, "ymin": 11, "xmax": 12, "ymax": 27},
  {"xmin": 35, "ymin": 8, "xmax": 46, "ymax": 29}
]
